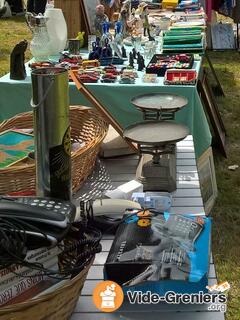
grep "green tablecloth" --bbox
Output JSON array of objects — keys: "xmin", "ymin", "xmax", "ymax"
[{"xmin": 0, "ymin": 60, "xmax": 211, "ymax": 158}]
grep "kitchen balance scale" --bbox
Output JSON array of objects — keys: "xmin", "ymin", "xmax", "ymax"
[{"xmin": 124, "ymin": 93, "xmax": 189, "ymax": 192}]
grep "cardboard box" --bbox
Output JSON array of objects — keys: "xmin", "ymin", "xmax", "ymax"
[{"xmin": 104, "ymin": 213, "xmax": 211, "ymax": 295}]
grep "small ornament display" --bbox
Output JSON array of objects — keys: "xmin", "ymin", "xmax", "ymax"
[
  {"xmin": 29, "ymin": 61, "xmax": 55, "ymax": 70},
  {"xmin": 101, "ymin": 73, "xmax": 118, "ymax": 83},
  {"xmin": 138, "ymin": 2, "xmax": 154, "ymax": 41},
  {"xmin": 119, "ymin": 74, "xmax": 135, "ymax": 84},
  {"xmin": 137, "ymin": 54, "xmax": 145, "ymax": 71},
  {"xmin": 142, "ymin": 73, "xmax": 158, "ymax": 83},
  {"xmin": 121, "ymin": 67, "xmax": 138, "ymax": 79},
  {"xmin": 132, "ymin": 48, "xmax": 137, "ymax": 60},
  {"xmin": 103, "ymin": 65, "xmax": 119, "ymax": 76},
  {"xmin": 120, "ymin": 0, "xmax": 131, "ymax": 37},
  {"xmin": 76, "ymin": 70, "xmax": 100, "ymax": 83},
  {"xmin": 10, "ymin": 40, "xmax": 28, "ymax": 80},
  {"xmin": 129, "ymin": 51, "xmax": 134, "ymax": 67},
  {"xmin": 146, "ymin": 53, "xmax": 194, "ymax": 77},
  {"xmin": 82, "ymin": 59, "xmax": 100, "ymax": 69},
  {"xmin": 58, "ymin": 53, "xmax": 82, "ymax": 70},
  {"xmin": 121, "ymin": 46, "xmax": 127, "ymax": 58},
  {"xmin": 101, "ymin": 64, "xmax": 119, "ymax": 83}
]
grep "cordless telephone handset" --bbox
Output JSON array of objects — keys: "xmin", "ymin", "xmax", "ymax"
[{"xmin": 0, "ymin": 196, "xmax": 76, "ymax": 229}]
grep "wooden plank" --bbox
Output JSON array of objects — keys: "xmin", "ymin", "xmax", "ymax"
[
  {"xmin": 177, "ymin": 166, "xmax": 197, "ymax": 172},
  {"xmin": 172, "ymin": 197, "xmax": 203, "ymax": 207},
  {"xmin": 176, "ymin": 146, "xmax": 194, "ymax": 153},
  {"xmin": 169, "ymin": 207, "xmax": 205, "ymax": 215},
  {"xmin": 101, "ymin": 240, "xmax": 113, "ymax": 252},
  {"xmin": 106, "ymin": 166, "xmax": 137, "ymax": 175},
  {"xmin": 71, "ymin": 312, "xmax": 224, "ymax": 320},
  {"xmin": 86, "ymin": 266, "xmax": 104, "ymax": 280},
  {"xmin": 176, "ymin": 159, "xmax": 197, "ymax": 166},
  {"xmin": 93, "ymin": 252, "xmax": 108, "ymax": 265},
  {"xmin": 75, "ymin": 180, "xmax": 202, "ymax": 200},
  {"xmin": 177, "ymin": 152, "xmax": 196, "ymax": 159},
  {"xmin": 105, "ymin": 164, "xmax": 198, "ymax": 175},
  {"xmin": 177, "ymin": 180, "xmax": 200, "ymax": 189},
  {"xmin": 172, "ymin": 188, "xmax": 201, "ymax": 197},
  {"xmin": 106, "ymin": 172, "xmax": 200, "ymax": 183},
  {"xmin": 82, "ymin": 280, "xmax": 100, "ymax": 295},
  {"xmin": 104, "ymin": 159, "xmax": 139, "ymax": 167},
  {"xmin": 109, "ymin": 173, "xmax": 137, "ymax": 182},
  {"xmin": 177, "ymin": 140, "xmax": 195, "ymax": 147},
  {"xmin": 177, "ymin": 172, "xmax": 199, "ymax": 181}
]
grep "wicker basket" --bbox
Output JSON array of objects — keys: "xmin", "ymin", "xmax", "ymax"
[
  {"xmin": 0, "ymin": 106, "xmax": 108, "ymax": 195},
  {"xmin": 0, "ymin": 258, "xmax": 93, "ymax": 320}
]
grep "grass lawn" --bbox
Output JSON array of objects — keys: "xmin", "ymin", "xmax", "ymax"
[{"xmin": 0, "ymin": 16, "xmax": 240, "ymax": 319}]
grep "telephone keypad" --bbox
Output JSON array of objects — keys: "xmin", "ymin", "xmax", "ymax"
[
  {"xmin": 15, "ymin": 197, "xmax": 72, "ymax": 214},
  {"xmin": 165, "ymin": 215, "xmax": 203, "ymax": 242}
]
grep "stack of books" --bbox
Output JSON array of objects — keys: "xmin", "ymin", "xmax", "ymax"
[
  {"xmin": 0, "ymin": 247, "xmax": 61, "ymax": 306},
  {"xmin": 162, "ymin": 0, "xmax": 206, "ymax": 54},
  {"xmin": 162, "ymin": 27, "xmax": 205, "ymax": 53}
]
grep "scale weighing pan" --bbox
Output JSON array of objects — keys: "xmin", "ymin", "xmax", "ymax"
[
  {"xmin": 131, "ymin": 93, "xmax": 188, "ymax": 113},
  {"xmin": 123, "ymin": 121, "xmax": 189, "ymax": 146}
]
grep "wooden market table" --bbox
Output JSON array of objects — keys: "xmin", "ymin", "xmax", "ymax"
[{"xmin": 70, "ymin": 135, "xmax": 225, "ymax": 320}]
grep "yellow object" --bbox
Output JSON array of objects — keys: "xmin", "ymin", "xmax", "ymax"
[
  {"xmin": 137, "ymin": 218, "xmax": 151, "ymax": 227},
  {"xmin": 82, "ymin": 60, "xmax": 100, "ymax": 69},
  {"xmin": 162, "ymin": 0, "xmax": 178, "ymax": 9},
  {"xmin": 76, "ymin": 31, "xmax": 85, "ymax": 48}
]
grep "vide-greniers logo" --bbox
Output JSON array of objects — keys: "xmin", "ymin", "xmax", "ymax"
[
  {"xmin": 93, "ymin": 281, "xmax": 230, "ymax": 313},
  {"xmin": 126, "ymin": 281, "xmax": 230, "ymax": 313}
]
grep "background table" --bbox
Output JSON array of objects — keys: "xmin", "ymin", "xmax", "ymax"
[{"xmin": 0, "ymin": 60, "xmax": 211, "ymax": 158}]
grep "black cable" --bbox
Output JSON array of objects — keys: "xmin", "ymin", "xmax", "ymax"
[{"xmin": 0, "ymin": 217, "xmax": 102, "ymax": 279}]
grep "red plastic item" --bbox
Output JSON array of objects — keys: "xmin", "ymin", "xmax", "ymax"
[{"xmin": 164, "ymin": 69, "xmax": 197, "ymax": 85}]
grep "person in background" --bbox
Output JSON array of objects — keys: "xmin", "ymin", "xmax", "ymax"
[
  {"xmin": 27, "ymin": 0, "xmax": 47, "ymax": 14},
  {"xmin": 7, "ymin": 0, "xmax": 23, "ymax": 14}
]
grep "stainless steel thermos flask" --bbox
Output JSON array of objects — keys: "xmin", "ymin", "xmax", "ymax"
[{"xmin": 31, "ymin": 67, "xmax": 71, "ymax": 200}]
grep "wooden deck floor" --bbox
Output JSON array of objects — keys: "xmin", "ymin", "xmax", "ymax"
[{"xmin": 71, "ymin": 136, "xmax": 225, "ymax": 320}]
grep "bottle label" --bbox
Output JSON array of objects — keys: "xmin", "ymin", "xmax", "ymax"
[{"xmin": 49, "ymin": 126, "xmax": 71, "ymax": 200}]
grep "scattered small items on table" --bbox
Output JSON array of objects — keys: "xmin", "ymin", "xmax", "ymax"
[
  {"xmin": 29, "ymin": 61, "xmax": 56, "ymax": 70},
  {"xmin": 142, "ymin": 73, "xmax": 158, "ymax": 83},
  {"xmin": 146, "ymin": 53, "xmax": 194, "ymax": 76}
]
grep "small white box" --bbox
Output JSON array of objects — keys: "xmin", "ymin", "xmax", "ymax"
[{"xmin": 105, "ymin": 180, "xmax": 143, "ymax": 200}]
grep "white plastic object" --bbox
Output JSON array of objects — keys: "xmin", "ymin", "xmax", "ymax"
[
  {"xmin": 132, "ymin": 192, "xmax": 172, "ymax": 212},
  {"xmin": 105, "ymin": 180, "xmax": 143, "ymax": 200},
  {"xmin": 93, "ymin": 199, "xmax": 141, "ymax": 216},
  {"xmin": 45, "ymin": 8, "xmax": 67, "ymax": 55}
]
